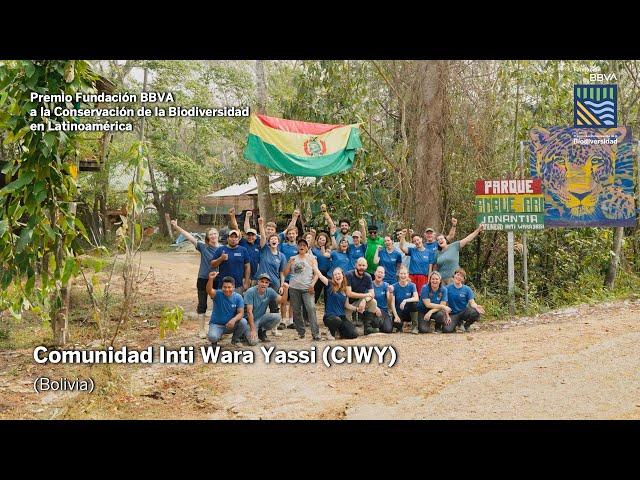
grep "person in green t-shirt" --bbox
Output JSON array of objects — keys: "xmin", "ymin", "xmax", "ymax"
[{"xmin": 365, "ymin": 224, "xmax": 385, "ymax": 275}]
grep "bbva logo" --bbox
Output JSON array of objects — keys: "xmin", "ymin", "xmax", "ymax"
[{"xmin": 590, "ymin": 73, "xmax": 617, "ymax": 82}]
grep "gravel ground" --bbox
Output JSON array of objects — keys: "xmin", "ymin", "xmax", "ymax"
[{"xmin": 1, "ymin": 251, "xmax": 639, "ymax": 420}]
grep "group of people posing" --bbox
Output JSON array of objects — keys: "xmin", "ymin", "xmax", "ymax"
[{"xmin": 170, "ymin": 204, "xmax": 486, "ymax": 346}]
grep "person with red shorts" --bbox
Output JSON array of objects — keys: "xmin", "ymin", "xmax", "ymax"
[{"xmin": 398, "ymin": 229, "xmax": 431, "ymax": 296}]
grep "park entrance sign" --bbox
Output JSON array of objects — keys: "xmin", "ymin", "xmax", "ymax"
[{"xmin": 475, "ymin": 179, "xmax": 545, "ymax": 231}]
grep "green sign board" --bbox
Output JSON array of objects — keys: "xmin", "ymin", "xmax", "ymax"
[{"xmin": 475, "ymin": 179, "xmax": 545, "ymax": 231}]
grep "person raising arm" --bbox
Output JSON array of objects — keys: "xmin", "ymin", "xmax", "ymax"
[
  {"xmin": 170, "ymin": 218, "xmax": 220, "ymax": 339},
  {"xmin": 205, "ymin": 272, "xmax": 248, "ymax": 346}
]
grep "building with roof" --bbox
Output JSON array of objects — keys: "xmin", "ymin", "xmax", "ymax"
[{"xmin": 198, "ymin": 175, "xmax": 314, "ymax": 227}]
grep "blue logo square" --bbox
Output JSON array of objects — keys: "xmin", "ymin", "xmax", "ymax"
[{"xmin": 574, "ymin": 84, "xmax": 617, "ymax": 127}]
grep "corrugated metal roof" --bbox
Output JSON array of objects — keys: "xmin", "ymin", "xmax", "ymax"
[
  {"xmin": 206, "ymin": 178, "xmax": 259, "ymax": 197},
  {"xmin": 206, "ymin": 175, "xmax": 316, "ymax": 198}
]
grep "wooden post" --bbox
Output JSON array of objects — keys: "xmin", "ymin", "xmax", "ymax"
[
  {"xmin": 520, "ymin": 140, "xmax": 529, "ymax": 310},
  {"xmin": 508, "ymin": 230, "xmax": 515, "ymax": 316},
  {"xmin": 523, "ymin": 232, "xmax": 528, "ymax": 311}
]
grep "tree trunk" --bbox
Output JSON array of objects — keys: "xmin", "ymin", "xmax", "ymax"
[
  {"xmin": 408, "ymin": 60, "xmax": 448, "ymax": 231},
  {"xmin": 605, "ymin": 60, "xmax": 626, "ymax": 290},
  {"xmin": 98, "ymin": 131, "xmax": 112, "ymax": 243},
  {"xmin": 52, "ymin": 202, "xmax": 76, "ymax": 346},
  {"xmin": 147, "ymin": 150, "xmax": 171, "ymax": 237},
  {"xmin": 605, "ymin": 227, "xmax": 624, "ymax": 288},
  {"xmin": 255, "ymin": 60, "xmax": 275, "ymax": 222}
]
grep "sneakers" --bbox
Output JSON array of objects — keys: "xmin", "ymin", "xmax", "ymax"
[
  {"xmin": 277, "ymin": 322, "xmax": 286, "ymax": 330},
  {"xmin": 199, "ymin": 314, "xmax": 208, "ymax": 339},
  {"xmin": 457, "ymin": 324, "xmax": 467, "ymax": 333},
  {"xmin": 258, "ymin": 329, "xmax": 269, "ymax": 342},
  {"xmin": 287, "ymin": 323, "xmax": 297, "ymax": 330},
  {"xmin": 271, "ymin": 328, "xmax": 282, "ymax": 337},
  {"xmin": 326, "ymin": 331, "xmax": 335, "ymax": 341}
]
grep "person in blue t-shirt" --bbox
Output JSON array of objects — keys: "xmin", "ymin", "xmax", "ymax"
[
  {"xmin": 390, "ymin": 265, "xmax": 420, "ymax": 334},
  {"xmin": 279, "ymin": 225, "xmax": 300, "ymax": 329},
  {"xmin": 205, "ymin": 272, "xmax": 248, "ymax": 346},
  {"xmin": 419, "ymin": 271, "xmax": 451, "ymax": 333},
  {"xmin": 257, "ymin": 217, "xmax": 288, "ymax": 337},
  {"xmin": 372, "ymin": 266, "xmax": 399, "ymax": 334},
  {"xmin": 422, "ymin": 219, "xmax": 457, "ymax": 273},
  {"xmin": 244, "ymin": 274, "xmax": 284, "ymax": 345},
  {"xmin": 321, "ymin": 204, "xmax": 354, "ymax": 246},
  {"xmin": 346, "ymin": 229, "xmax": 367, "ymax": 270},
  {"xmin": 211, "ymin": 230, "xmax": 251, "ymax": 294},
  {"xmin": 228, "ymin": 208, "xmax": 261, "ymax": 284},
  {"xmin": 399, "ymin": 230, "xmax": 431, "ymax": 298},
  {"xmin": 311, "ymin": 231, "xmax": 332, "ymax": 304},
  {"xmin": 170, "ymin": 218, "xmax": 221, "ymax": 339},
  {"xmin": 444, "ymin": 267, "xmax": 485, "ymax": 333},
  {"xmin": 373, "ymin": 236, "xmax": 403, "ymax": 285},
  {"xmin": 329, "ymin": 238, "xmax": 352, "ymax": 277},
  {"xmin": 316, "ymin": 268, "xmax": 359, "ymax": 340}
]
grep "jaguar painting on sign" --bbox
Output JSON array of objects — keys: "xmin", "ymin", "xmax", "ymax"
[{"xmin": 529, "ymin": 126, "xmax": 636, "ymax": 227}]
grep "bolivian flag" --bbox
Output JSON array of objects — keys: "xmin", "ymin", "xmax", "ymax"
[{"xmin": 244, "ymin": 114, "xmax": 362, "ymax": 177}]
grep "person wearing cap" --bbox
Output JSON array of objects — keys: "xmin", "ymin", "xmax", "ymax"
[
  {"xmin": 169, "ymin": 218, "xmax": 221, "ymax": 339},
  {"xmin": 229, "ymin": 208, "xmax": 262, "ymax": 284},
  {"xmin": 346, "ymin": 218, "xmax": 368, "ymax": 270},
  {"xmin": 211, "ymin": 228, "xmax": 251, "ymax": 295},
  {"xmin": 364, "ymin": 223, "xmax": 385, "ymax": 275},
  {"xmin": 283, "ymin": 237, "xmax": 321, "ymax": 340},
  {"xmin": 423, "ymin": 217, "xmax": 457, "ymax": 274},
  {"xmin": 243, "ymin": 273, "xmax": 284, "ymax": 345}
]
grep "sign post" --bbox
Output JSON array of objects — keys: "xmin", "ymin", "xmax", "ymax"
[
  {"xmin": 520, "ymin": 141, "xmax": 528, "ymax": 311},
  {"xmin": 507, "ymin": 231, "xmax": 515, "ymax": 315}
]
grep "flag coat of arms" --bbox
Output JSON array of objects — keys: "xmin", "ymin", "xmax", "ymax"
[{"xmin": 243, "ymin": 114, "xmax": 362, "ymax": 177}]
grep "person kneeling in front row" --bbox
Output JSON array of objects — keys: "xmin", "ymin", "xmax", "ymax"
[
  {"xmin": 206, "ymin": 272, "xmax": 249, "ymax": 346},
  {"xmin": 244, "ymin": 273, "xmax": 284, "ymax": 346},
  {"xmin": 443, "ymin": 268, "xmax": 485, "ymax": 333},
  {"xmin": 419, "ymin": 271, "xmax": 451, "ymax": 333},
  {"xmin": 316, "ymin": 267, "xmax": 359, "ymax": 340}
]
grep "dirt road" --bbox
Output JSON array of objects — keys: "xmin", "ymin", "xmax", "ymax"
[{"xmin": 1, "ymin": 250, "xmax": 639, "ymax": 419}]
